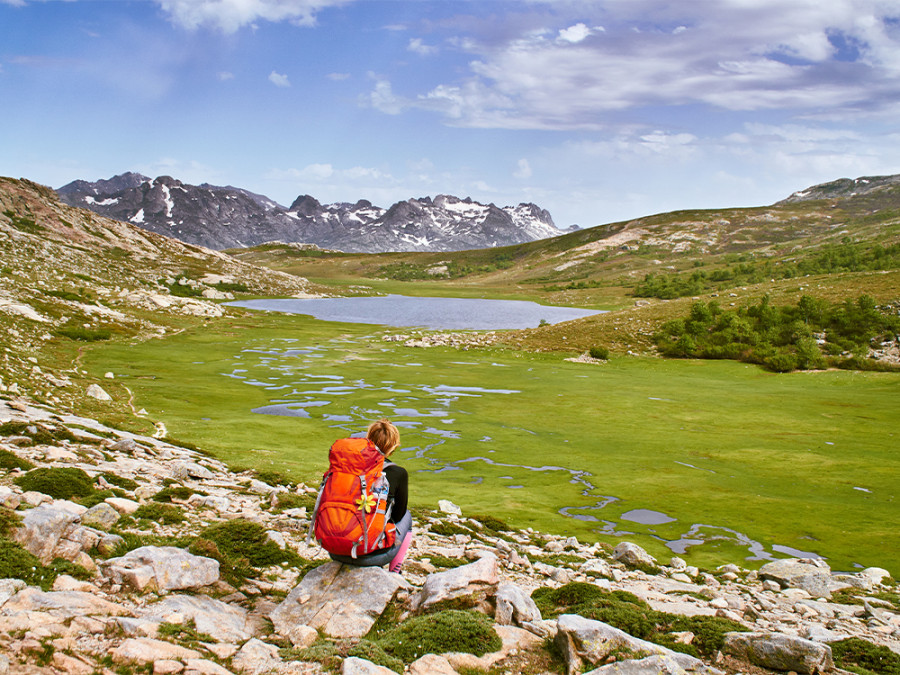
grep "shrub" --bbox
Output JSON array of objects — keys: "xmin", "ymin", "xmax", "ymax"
[
  {"xmin": 134, "ymin": 503, "xmax": 185, "ymax": 525},
  {"xmin": 290, "ymin": 639, "xmax": 403, "ymax": 674},
  {"xmin": 270, "ymin": 492, "xmax": 316, "ymax": 513},
  {"xmin": 78, "ymin": 488, "xmax": 126, "ymax": 508},
  {"xmin": 589, "ymin": 346, "xmax": 610, "ymax": 360},
  {"xmin": 14, "ymin": 467, "xmax": 95, "ymax": 500},
  {"xmin": 198, "ymin": 518, "xmax": 296, "ymax": 568},
  {"xmin": 377, "ymin": 610, "xmax": 502, "ymax": 663},
  {"xmin": 152, "ymin": 485, "xmax": 203, "ymax": 502},
  {"xmin": 0, "ymin": 449, "xmax": 35, "ymax": 471},
  {"xmin": 429, "ymin": 521, "xmax": 473, "ymax": 537},
  {"xmin": 468, "ymin": 513, "xmax": 511, "ymax": 533},
  {"xmin": 53, "ymin": 326, "xmax": 112, "ymax": 342},
  {"xmin": 831, "ymin": 637, "xmax": 900, "ymax": 675},
  {"xmin": 101, "ymin": 473, "xmax": 139, "ymax": 491}
]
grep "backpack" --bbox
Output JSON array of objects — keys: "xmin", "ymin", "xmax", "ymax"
[{"xmin": 307, "ymin": 437, "xmax": 396, "ymax": 558}]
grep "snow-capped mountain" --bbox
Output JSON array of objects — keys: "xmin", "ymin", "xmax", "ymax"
[{"xmin": 57, "ymin": 174, "xmax": 563, "ymax": 252}]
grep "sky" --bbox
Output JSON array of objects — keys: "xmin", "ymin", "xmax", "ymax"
[{"xmin": 1, "ymin": 0, "xmax": 899, "ymax": 230}]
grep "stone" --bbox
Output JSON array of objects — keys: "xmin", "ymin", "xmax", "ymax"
[
  {"xmin": 21, "ymin": 490, "xmax": 53, "ymax": 506},
  {"xmin": 154, "ymin": 661, "xmax": 185, "ymax": 674},
  {"xmin": 270, "ymin": 561, "xmax": 407, "ymax": 639},
  {"xmin": 555, "ymin": 614, "xmax": 716, "ymax": 675},
  {"xmin": 183, "ymin": 659, "xmax": 234, "ymax": 675},
  {"xmin": 612, "ymin": 542, "xmax": 657, "ymax": 569},
  {"xmin": 106, "ymin": 497, "xmax": 141, "ymax": 514},
  {"xmin": 438, "ymin": 499, "xmax": 462, "ymax": 515},
  {"xmin": 495, "ymin": 581, "xmax": 542, "ymax": 626},
  {"xmin": 232, "ymin": 638, "xmax": 283, "ymax": 674},
  {"xmin": 411, "ymin": 554, "xmax": 499, "ymax": 613},
  {"xmin": 584, "ymin": 654, "xmax": 716, "ymax": 674},
  {"xmin": 1, "ymin": 587, "xmax": 128, "ymax": 617},
  {"xmin": 13, "ymin": 501, "xmax": 84, "ymax": 563},
  {"xmin": 110, "ymin": 638, "xmax": 202, "ymax": 664},
  {"xmin": 109, "ymin": 437, "xmax": 138, "ymax": 453},
  {"xmin": 81, "ymin": 501, "xmax": 121, "ymax": 529},
  {"xmin": 51, "ymin": 574, "xmax": 99, "ymax": 593},
  {"xmin": 670, "ymin": 557, "xmax": 688, "ymax": 572},
  {"xmin": 723, "ymin": 631, "xmax": 833, "ymax": 675},
  {"xmin": 408, "ymin": 654, "xmax": 458, "ymax": 675},
  {"xmin": 759, "ymin": 558, "xmax": 834, "ymax": 599},
  {"xmin": 86, "ymin": 383, "xmax": 112, "ymax": 400},
  {"xmin": 285, "ymin": 623, "xmax": 319, "ymax": 648},
  {"xmin": 445, "ymin": 625, "xmax": 543, "ymax": 671},
  {"xmin": 0, "ymin": 578, "xmax": 27, "ymax": 606},
  {"xmin": 143, "ymin": 594, "xmax": 254, "ymax": 643},
  {"xmin": 51, "ymin": 652, "xmax": 94, "ymax": 675},
  {"xmin": 172, "ymin": 460, "xmax": 215, "ymax": 480},
  {"xmin": 341, "ymin": 657, "xmax": 400, "ymax": 674},
  {"xmin": 0, "ymin": 486, "xmax": 22, "ymax": 509},
  {"xmin": 101, "ymin": 545, "xmax": 220, "ymax": 591}
]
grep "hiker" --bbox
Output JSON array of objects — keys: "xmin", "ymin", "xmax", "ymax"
[{"xmin": 310, "ymin": 419, "xmax": 413, "ymax": 573}]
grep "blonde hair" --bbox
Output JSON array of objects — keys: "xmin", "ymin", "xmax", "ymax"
[{"xmin": 367, "ymin": 418, "xmax": 400, "ymax": 457}]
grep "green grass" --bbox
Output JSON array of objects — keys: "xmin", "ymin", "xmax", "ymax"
[{"xmin": 81, "ymin": 311, "xmax": 900, "ymax": 575}]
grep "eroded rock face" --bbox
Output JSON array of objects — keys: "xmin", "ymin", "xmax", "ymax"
[
  {"xmin": 495, "ymin": 581, "xmax": 542, "ymax": 627},
  {"xmin": 270, "ymin": 562, "xmax": 407, "ymax": 639},
  {"xmin": 410, "ymin": 554, "xmax": 499, "ymax": 613},
  {"xmin": 723, "ymin": 631, "xmax": 834, "ymax": 675},
  {"xmin": 142, "ymin": 594, "xmax": 254, "ymax": 643},
  {"xmin": 554, "ymin": 614, "xmax": 721, "ymax": 675},
  {"xmin": 758, "ymin": 558, "xmax": 839, "ymax": 599},
  {"xmin": 109, "ymin": 638, "xmax": 202, "ymax": 665},
  {"xmin": 100, "ymin": 545, "xmax": 220, "ymax": 591},
  {"xmin": 13, "ymin": 501, "xmax": 102, "ymax": 563}
]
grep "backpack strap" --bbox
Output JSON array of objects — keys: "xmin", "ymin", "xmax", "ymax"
[{"xmin": 305, "ymin": 473, "xmax": 330, "ymax": 547}]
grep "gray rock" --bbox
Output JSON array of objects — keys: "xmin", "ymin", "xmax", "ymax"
[
  {"xmin": 555, "ymin": 614, "xmax": 717, "ymax": 675},
  {"xmin": 109, "ymin": 437, "xmax": 137, "ymax": 453},
  {"xmin": 0, "ymin": 486, "xmax": 21, "ymax": 510},
  {"xmin": 612, "ymin": 542, "xmax": 657, "ymax": 569},
  {"xmin": 408, "ymin": 654, "xmax": 458, "ymax": 675},
  {"xmin": 411, "ymin": 554, "xmax": 499, "ymax": 613},
  {"xmin": 232, "ymin": 638, "xmax": 282, "ymax": 674},
  {"xmin": 86, "ymin": 384, "xmax": 112, "ymax": 401},
  {"xmin": 101, "ymin": 545, "xmax": 220, "ymax": 591},
  {"xmin": 723, "ymin": 631, "xmax": 834, "ymax": 675},
  {"xmin": 97, "ymin": 533, "xmax": 125, "ymax": 556},
  {"xmin": 81, "ymin": 502, "xmax": 120, "ymax": 530},
  {"xmin": 0, "ymin": 579, "xmax": 27, "ymax": 607},
  {"xmin": 759, "ymin": 558, "xmax": 834, "ymax": 598},
  {"xmin": 13, "ymin": 501, "xmax": 101, "ymax": 563},
  {"xmin": 496, "ymin": 581, "xmax": 542, "ymax": 626},
  {"xmin": 584, "ymin": 654, "xmax": 714, "ymax": 674},
  {"xmin": 580, "ymin": 558, "xmax": 614, "ymax": 578},
  {"xmin": 171, "ymin": 460, "xmax": 215, "ymax": 480},
  {"xmin": 1, "ymin": 587, "xmax": 129, "ymax": 617},
  {"xmin": 110, "ymin": 638, "xmax": 202, "ymax": 664},
  {"xmin": 270, "ymin": 561, "xmax": 406, "ymax": 639},
  {"xmin": 341, "ymin": 657, "xmax": 400, "ymax": 674},
  {"xmin": 143, "ymin": 594, "xmax": 254, "ymax": 643}
]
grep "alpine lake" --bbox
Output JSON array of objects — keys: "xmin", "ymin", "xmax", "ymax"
[{"xmin": 83, "ymin": 296, "xmax": 900, "ymax": 575}]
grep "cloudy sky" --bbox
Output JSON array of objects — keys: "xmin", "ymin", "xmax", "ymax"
[{"xmin": 2, "ymin": 0, "xmax": 899, "ymax": 229}]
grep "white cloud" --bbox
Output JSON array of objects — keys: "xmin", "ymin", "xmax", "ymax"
[
  {"xmin": 155, "ymin": 0, "xmax": 352, "ymax": 33},
  {"xmin": 377, "ymin": 0, "xmax": 900, "ymax": 130},
  {"xmin": 408, "ymin": 38, "xmax": 438, "ymax": 56},
  {"xmin": 366, "ymin": 76, "xmax": 404, "ymax": 115},
  {"xmin": 327, "ymin": 72, "xmax": 350, "ymax": 81},
  {"xmin": 514, "ymin": 158, "xmax": 532, "ymax": 179},
  {"xmin": 268, "ymin": 70, "xmax": 290, "ymax": 87},
  {"xmin": 557, "ymin": 23, "xmax": 591, "ymax": 44},
  {"xmin": 218, "ymin": 71, "xmax": 235, "ymax": 81}
]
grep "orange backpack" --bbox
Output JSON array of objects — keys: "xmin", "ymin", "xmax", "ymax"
[{"xmin": 308, "ymin": 437, "xmax": 396, "ymax": 558}]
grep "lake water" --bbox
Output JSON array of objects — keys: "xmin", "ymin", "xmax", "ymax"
[{"xmin": 227, "ymin": 295, "xmax": 603, "ymax": 330}]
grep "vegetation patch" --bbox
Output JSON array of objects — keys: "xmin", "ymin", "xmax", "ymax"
[
  {"xmin": 0, "ymin": 449, "xmax": 35, "ymax": 471},
  {"xmin": 655, "ymin": 294, "xmax": 900, "ymax": 372},
  {"xmin": 288, "ymin": 638, "xmax": 404, "ymax": 674},
  {"xmin": 376, "ymin": 610, "xmax": 502, "ymax": 663},
  {"xmin": 158, "ymin": 618, "xmax": 215, "ymax": 649},
  {"xmin": 533, "ymin": 582, "xmax": 747, "ymax": 659},
  {"xmin": 152, "ymin": 485, "xmax": 205, "ymax": 502},
  {"xmin": 133, "ymin": 502, "xmax": 186, "ymax": 525},
  {"xmin": 54, "ymin": 325, "xmax": 113, "ymax": 342},
  {"xmin": 831, "ymin": 637, "xmax": 900, "ymax": 675},
  {"xmin": 101, "ymin": 473, "xmax": 139, "ymax": 491},
  {"xmin": 269, "ymin": 492, "xmax": 316, "ymax": 512},
  {"xmin": 428, "ymin": 555, "xmax": 471, "ymax": 569},
  {"xmin": 429, "ymin": 521, "xmax": 474, "ymax": 537},
  {"xmin": 14, "ymin": 467, "xmax": 96, "ymax": 500}
]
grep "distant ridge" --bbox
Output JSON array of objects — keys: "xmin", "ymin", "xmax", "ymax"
[{"xmin": 57, "ymin": 173, "xmax": 564, "ymax": 253}]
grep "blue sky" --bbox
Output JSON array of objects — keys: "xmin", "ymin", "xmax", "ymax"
[{"xmin": 2, "ymin": 0, "xmax": 899, "ymax": 229}]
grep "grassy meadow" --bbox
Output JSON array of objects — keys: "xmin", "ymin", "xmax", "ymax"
[{"xmin": 81, "ymin": 309, "xmax": 900, "ymax": 575}]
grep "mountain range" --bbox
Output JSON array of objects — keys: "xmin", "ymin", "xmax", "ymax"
[{"xmin": 57, "ymin": 173, "xmax": 570, "ymax": 253}]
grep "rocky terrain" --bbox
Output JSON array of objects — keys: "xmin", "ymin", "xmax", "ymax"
[
  {"xmin": 57, "ymin": 174, "xmax": 566, "ymax": 253},
  {"xmin": 0, "ymin": 396, "xmax": 898, "ymax": 675}
]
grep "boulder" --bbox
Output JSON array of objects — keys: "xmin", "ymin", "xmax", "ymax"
[
  {"xmin": 86, "ymin": 384, "xmax": 112, "ymax": 401},
  {"xmin": 495, "ymin": 582, "xmax": 542, "ymax": 627},
  {"xmin": 410, "ymin": 554, "xmax": 499, "ymax": 613},
  {"xmin": 143, "ymin": 594, "xmax": 254, "ymax": 643},
  {"xmin": 183, "ymin": 658, "xmax": 234, "ymax": 675},
  {"xmin": 445, "ymin": 625, "xmax": 543, "ymax": 671},
  {"xmin": 105, "ymin": 497, "xmax": 140, "ymax": 514},
  {"xmin": 0, "ymin": 486, "xmax": 22, "ymax": 509},
  {"xmin": 759, "ymin": 558, "xmax": 834, "ymax": 598},
  {"xmin": 555, "ymin": 614, "xmax": 717, "ymax": 675},
  {"xmin": 0, "ymin": 579, "xmax": 27, "ymax": 607},
  {"xmin": 584, "ymin": 654, "xmax": 715, "ymax": 674},
  {"xmin": 101, "ymin": 545, "xmax": 220, "ymax": 592},
  {"xmin": 13, "ymin": 501, "xmax": 97, "ymax": 563},
  {"xmin": 581, "ymin": 558, "xmax": 614, "ymax": 578},
  {"xmin": 0, "ymin": 587, "xmax": 129, "ymax": 617},
  {"xmin": 231, "ymin": 639, "xmax": 283, "ymax": 675},
  {"xmin": 171, "ymin": 460, "xmax": 215, "ymax": 480},
  {"xmin": 270, "ymin": 561, "xmax": 407, "ymax": 639},
  {"xmin": 723, "ymin": 632, "xmax": 833, "ymax": 674},
  {"xmin": 341, "ymin": 657, "xmax": 399, "ymax": 674},
  {"xmin": 613, "ymin": 542, "xmax": 657, "ymax": 569},
  {"xmin": 408, "ymin": 654, "xmax": 458, "ymax": 675},
  {"xmin": 81, "ymin": 502, "xmax": 120, "ymax": 529},
  {"xmin": 438, "ymin": 500, "xmax": 462, "ymax": 516}
]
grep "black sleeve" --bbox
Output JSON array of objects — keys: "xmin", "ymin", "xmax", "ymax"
[{"xmin": 384, "ymin": 462, "xmax": 408, "ymax": 523}]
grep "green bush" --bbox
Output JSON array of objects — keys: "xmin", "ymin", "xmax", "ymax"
[
  {"xmin": 270, "ymin": 492, "xmax": 316, "ymax": 512},
  {"xmin": 101, "ymin": 473, "xmax": 139, "ymax": 491},
  {"xmin": 532, "ymin": 582, "xmax": 747, "ymax": 659},
  {"xmin": 832, "ymin": 637, "xmax": 900, "ymax": 675},
  {"xmin": 429, "ymin": 521, "xmax": 473, "ymax": 537},
  {"xmin": 0, "ymin": 449, "xmax": 35, "ymax": 471},
  {"xmin": 53, "ymin": 326, "xmax": 112, "ymax": 341},
  {"xmin": 0, "ymin": 538, "xmax": 87, "ymax": 591},
  {"xmin": 152, "ymin": 485, "xmax": 204, "ymax": 502},
  {"xmin": 377, "ymin": 610, "xmax": 502, "ymax": 663},
  {"xmin": 134, "ymin": 503, "xmax": 185, "ymax": 525},
  {"xmin": 14, "ymin": 467, "xmax": 95, "ymax": 500},
  {"xmin": 289, "ymin": 638, "xmax": 403, "ymax": 674},
  {"xmin": 78, "ymin": 488, "xmax": 126, "ymax": 508},
  {"xmin": 468, "ymin": 514, "xmax": 511, "ymax": 533},
  {"xmin": 589, "ymin": 346, "xmax": 610, "ymax": 360},
  {"xmin": 195, "ymin": 519, "xmax": 306, "ymax": 580}
]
